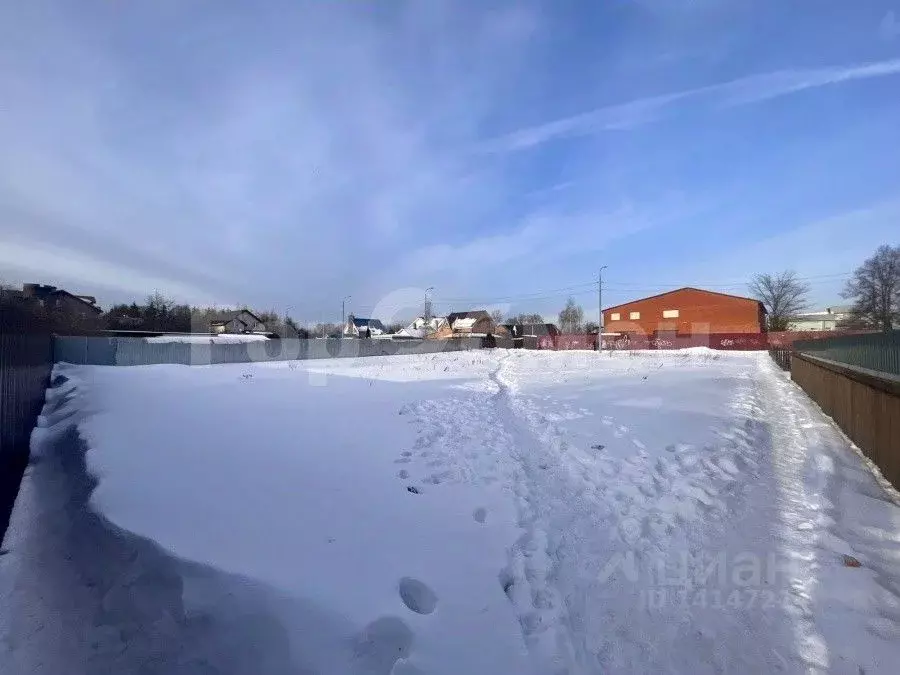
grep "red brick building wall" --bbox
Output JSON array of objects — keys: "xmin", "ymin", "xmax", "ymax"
[{"xmin": 603, "ymin": 288, "xmax": 766, "ymax": 336}]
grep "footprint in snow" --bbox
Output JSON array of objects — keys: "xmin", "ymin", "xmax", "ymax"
[
  {"xmin": 398, "ymin": 469, "xmax": 410, "ymax": 479},
  {"xmin": 498, "ymin": 568, "xmax": 516, "ymax": 601},
  {"xmin": 354, "ymin": 616, "xmax": 414, "ymax": 672},
  {"xmin": 399, "ymin": 577, "xmax": 438, "ymax": 615},
  {"xmin": 473, "ymin": 507, "xmax": 487, "ymax": 523}
]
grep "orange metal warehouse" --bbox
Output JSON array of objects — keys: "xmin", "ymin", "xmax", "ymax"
[{"xmin": 603, "ymin": 287, "xmax": 767, "ymax": 336}]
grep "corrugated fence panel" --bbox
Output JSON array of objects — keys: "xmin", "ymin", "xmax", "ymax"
[
  {"xmin": 794, "ymin": 330, "xmax": 900, "ymax": 376},
  {"xmin": 52, "ymin": 336, "xmax": 488, "ymax": 366},
  {"xmin": 1, "ymin": 315, "xmax": 53, "ymax": 543}
]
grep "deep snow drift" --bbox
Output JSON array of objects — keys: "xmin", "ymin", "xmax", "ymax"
[{"xmin": 5, "ymin": 349, "xmax": 900, "ymax": 674}]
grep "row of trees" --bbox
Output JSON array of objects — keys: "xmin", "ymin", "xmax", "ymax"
[
  {"xmin": 103, "ymin": 297, "xmax": 409, "ymax": 338},
  {"xmin": 103, "ymin": 292, "xmax": 306, "ymax": 335},
  {"xmin": 751, "ymin": 244, "xmax": 899, "ymax": 331},
  {"xmin": 490, "ymin": 303, "xmax": 596, "ymax": 334}
]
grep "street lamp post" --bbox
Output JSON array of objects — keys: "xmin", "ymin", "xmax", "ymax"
[
  {"xmin": 424, "ymin": 287, "xmax": 434, "ymax": 321},
  {"xmin": 283, "ymin": 305, "xmax": 292, "ymax": 336},
  {"xmin": 342, "ymin": 296, "xmax": 351, "ymax": 338},
  {"xmin": 598, "ymin": 266, "xmax": 608, "ymax": 353}
]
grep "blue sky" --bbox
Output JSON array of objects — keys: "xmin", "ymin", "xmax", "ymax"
[{"xmin": 1, "ymin": 1, "xmax": 899, "ymax": 325}]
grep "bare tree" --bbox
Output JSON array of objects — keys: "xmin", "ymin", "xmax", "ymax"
[
  {"xmin": 509, "ymin": 312, "xmax": 544, "ymax": 324},
  {"xmin": 841, "ymin": 244, "xmax": 900, "ymax": 332},
  {"xmin": 749, "ymin": 271, "xmax": 810, "ymax": 331},
  {"xmin": 490, "ymin": 309, "xmax": 504, "ymax": 326},
  {"xmin": 312, "ymin": 322, "xmax": 341, "ymax": 338},
  {"xmin": 558, "ymin": 297, "xmax": 584, "ymax": 333}
]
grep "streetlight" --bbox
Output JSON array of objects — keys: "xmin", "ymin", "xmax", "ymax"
[
  {"xmin": 598, "ymin": 266, "xmax": 608, "ymax": 353},
  {"xmin": 424, "ymin": 287, "xmax": 434, "ymax": 321},
  {"xmin": 283, "ymin": 305, "xmax": 293, "ymax": 337},
  {"xmin": 342, "ymin": 296, "xmax": 351, "ymax": 338}
]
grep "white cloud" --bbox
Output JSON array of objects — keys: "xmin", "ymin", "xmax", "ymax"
[
  {"xmin": 0, "ymin": 241, "xmax": 228, "ymax": 307},
  {"xmin": 483, "ymin": 58, "xmax": 900, "ymax": 152},
  {"xmin": 0, "ymin": 1, "xmax": 544, "ymax": 312},
  {"xmin": 387, "ymin": 191, "xmax": 713, "ymax": 308}
]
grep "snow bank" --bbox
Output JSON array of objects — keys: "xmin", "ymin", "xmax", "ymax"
[{"xmin": 35, "ymin": 352, "xmax": 531, "ymax": 674}]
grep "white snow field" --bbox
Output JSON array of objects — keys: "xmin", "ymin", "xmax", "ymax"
[{"xmin": 19, "ymin": 349, "xmax": 900, "ymax": 674}]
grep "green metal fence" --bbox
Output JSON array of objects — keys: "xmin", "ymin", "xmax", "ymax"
[{"xmin": 793, "ymin": 331, "xmax": 900, "ymax": 376}]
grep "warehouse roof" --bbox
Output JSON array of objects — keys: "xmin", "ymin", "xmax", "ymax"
[{"xmin": 603, "ymin": 287, "xmax": 767, "ymax": 314}]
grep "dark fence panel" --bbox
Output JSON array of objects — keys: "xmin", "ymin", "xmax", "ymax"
[
  {"xmin": 52, "ymin": 336, "xmax": 487, "ymax": 366},
  {"xmin": 793, "ymin": 331, "xmax": 900, "ymax": 376},
  {"xmin": 767, "ymin": 329, "xmax": 874, "ymax": 349},
  {"xmin": 791, "ymin": 353, "xmax": 900, "ymax": 489},
  {"xmin": 489, "ymin": 336, "xmax": 515, "ymax": 349},
  {"xmin": 769, "ymin": 348, "xmax": 791, "ymax": 371},
  {"xmin": 1, "ymin": 301, "xmax": 53, "ymax": 544},
  {"xmin": 549, "ymin": 335, "xmax": 598, "ymax": 350}
]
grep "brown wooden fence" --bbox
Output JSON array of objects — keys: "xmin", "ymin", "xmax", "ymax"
[{"xmin": 791, "ymin": 352, "xmax": 900, "ymax": 490}]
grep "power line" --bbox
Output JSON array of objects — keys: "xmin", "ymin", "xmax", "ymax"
[
  {"xmin": 435, "ymin": 281, "xmax": 598, "ymax": 303},
  {"xmin": 432, "ymin": 272, "xmax": 853, "ymax": 305},
  {"xmin": 317, "ymin": 270, "xmax": 854, "ymax": 320}
]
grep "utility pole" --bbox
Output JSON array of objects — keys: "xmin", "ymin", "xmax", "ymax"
[
  {"xmin": 342, "ymin": 296, "xmax": 351, "ymax": 338},
  {"xmin": 598, "ymin": 266, "xmax": 608, "ymax": 353},
  {"xmin": 425, "ymin": 287, "xmax": 434, "ymax": 321}
]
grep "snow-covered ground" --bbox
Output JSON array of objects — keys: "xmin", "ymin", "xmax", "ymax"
[
  {"xmin": 4, "ymin": 349, "xmax": 900, "ymax": 674},
  {"xmin": 143, "ymin": 333, "xmax": 270, "ymax": 343}
]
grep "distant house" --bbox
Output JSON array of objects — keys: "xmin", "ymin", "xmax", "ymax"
[
  {"xmin": 11, "ymin": 283, "xmax": 102, "ymax": 320},
  {"xmin": 504, "ymin": 323, "xmax": 560, "ymax": 338},
  {"xmin": 209, "ymin": 309, "xmax": 267, "ymax": 334},
  {"xmin": 344, "ymin": 316, "xmax": 386, "ymax": 338},
  {"xmin": 394, "ymin": 316, "xmax": 448, "ymax": 339},
  {"xmin": 788, "ymin": 306, "xmax": 852, "ymax": 332},
  {"xmin": 427, "ymin": 310, "xmax": 506, "ymax": 338}
]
